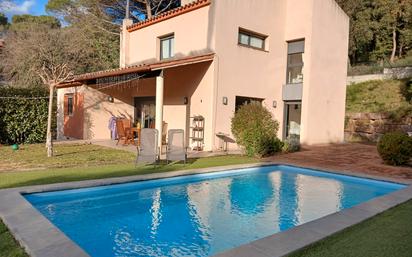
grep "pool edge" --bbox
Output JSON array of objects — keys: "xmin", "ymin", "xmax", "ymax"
[{"xmin": 0, "ymin": 162, "xmax": 411, "ymax": 257}]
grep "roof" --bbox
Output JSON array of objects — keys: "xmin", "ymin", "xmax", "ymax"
[
  {"xmin": 58, "ymin": 52, "xmax": 215, "ymax": 88},
  {"xmin": 127, "ymin": 0, "xmax": 211, "ymax": 32}
]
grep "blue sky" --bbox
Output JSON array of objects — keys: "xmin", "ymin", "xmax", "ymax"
[{"xmin": 0, "ymin": 0, "xmax": 48, "ymax": 21}]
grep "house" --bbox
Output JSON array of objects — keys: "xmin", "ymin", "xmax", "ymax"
[{"xmin": 57, "ymin": 0, "xmax": 349, "ymax": 152}]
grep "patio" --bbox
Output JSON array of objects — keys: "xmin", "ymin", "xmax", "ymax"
[{"xmin": 269, "ymin": 143, "xmax": 412, "ymax": 181}]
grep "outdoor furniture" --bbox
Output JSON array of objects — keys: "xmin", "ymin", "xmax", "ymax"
[
  {"xmin": 166, "ymin": 129, "xmax": 187, "ymax": 164},
  {"xmin": 116, "ymin": 119, "xmax": 134, "ymax": 145},
  {"xmin": 216, "ymin": 132, "xmax": 236, "ymax": 152},
  {"xmin": 136, "ymin": 128, "xmax": 159, "ymax": 165},
  {"xmin": 130, "ymin": 127, "xmax": 141, "ymax": 146}
]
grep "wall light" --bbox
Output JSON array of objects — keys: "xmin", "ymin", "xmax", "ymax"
[
  {"xmin": 272, "ymin": 100, "xmax": 277, "ymax": 108},
  {"xmin": 222, "ymin": 97, "xmax": 228, "ymax": 105},
  {"xmin": 183, "ymin": 96, "xmax": 188, "ymax": 105},
  {"xmin": 107, "ymin": 96, "xmax": 114, "ymax": 103}
]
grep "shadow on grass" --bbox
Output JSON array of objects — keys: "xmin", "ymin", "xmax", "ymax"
[{"xmin": 4, "ymin": 158, "xmax": 203, "ymax": 189}]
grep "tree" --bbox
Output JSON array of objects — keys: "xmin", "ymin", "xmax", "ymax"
[
  {"xmin": 12, "ymin": 15, "xmax": 61, "ymax": 28},
  {"xmin": 0, "ymin": 13, "xmax": 7, "ymax": 26},
  {"xmin": 0, "ymin": 22, "xmax": 112, "ymax": 156},
  {"xmin": 374, "ymin": 0, "xmax": 412, "ymax": 63},
  {"xmin": 337, "ymin": 0, "xmax": 412, "ymax": 64},
  {"xmin": 46, "ymin": 0, "xmax": 180, "ymax": 35}
]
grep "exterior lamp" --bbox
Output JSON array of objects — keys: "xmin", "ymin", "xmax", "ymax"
[
  {"xmin": 272, "ymin": 100, "xmax": 277, "ymax": 108},
  {"xmin": 107, "ymin": 96, "xmax": 114, "ymax": 103},
  {"xmin": 183, "ymin": 96, "xmax": 188, "ymax": 105},
  {"xmin": 222, "ymin": 97, "xmax": 228, "ymax": 105}
]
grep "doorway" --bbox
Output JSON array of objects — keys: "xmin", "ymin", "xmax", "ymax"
[
  {"xmin": 284, "ymin": 101, "xmax": 302, "ymax": 139},
  {"xmin": 134, "ymin": 97, "xmax": 156, "ymax": 128}
]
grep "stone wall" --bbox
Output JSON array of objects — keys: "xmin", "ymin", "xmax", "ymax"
[
  {"xmin": 345, "ymin": 113, "xmax": 412, "ymax": 142},
  {"xmin": 347, "ymin": 66, "xmax": 412, "ymax": 85}
]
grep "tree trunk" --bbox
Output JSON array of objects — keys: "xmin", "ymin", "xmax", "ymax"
[
  {"xmin": 46, "ymin": 84, "xmax": 54, "ymax": 157},
  {"xmin": 390, "ymin": 27, "xmax": 397, "ymax": 64},
  {"xmin": 145, "ymin": 0, "xmax": 152, "ymax": 19},
  {"xmin": 399, "ymin": 43, "xmax": 403, "ymax": 58}
]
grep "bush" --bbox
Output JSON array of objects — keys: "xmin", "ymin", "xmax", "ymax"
[
  {"xmin": 231, "ymin": 102, "xmax": 281, "ymax": 157},
  {"xmin": 377, "ymin": 132, "xmax": 412, "ymax": 166},
  {"xmin": 282, "ymin": 135, "xmax": 301, "ymax": 153},
  {"xmin": 0, "ymin": 87, "xmax": 56, "ymax": 145}
]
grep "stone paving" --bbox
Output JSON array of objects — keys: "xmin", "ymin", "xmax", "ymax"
[{"xmin": 268, "ymin": 143, "xmax": 412, "ymax": 180}]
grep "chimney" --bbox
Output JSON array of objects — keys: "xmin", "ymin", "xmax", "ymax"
[{"xmin": 120, "ymin": 1, "xmax": 133, "ymax": 68}]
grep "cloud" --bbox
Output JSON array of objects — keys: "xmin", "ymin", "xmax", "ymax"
[{"xmin": 0, "ymin": 0, "xmax": 36, "ymax": 15}]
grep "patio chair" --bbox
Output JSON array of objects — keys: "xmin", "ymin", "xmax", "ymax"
[
  {"xmin": 136, "ymin": 128, "xmax": 159, "ymax": 165},
  {"xmin": 116, "ymin": 119, "xmax": 134, "ymax": 145},
  {"xmin": 166, "ymin": 129, "xmax": 187, "ymax": 164}
]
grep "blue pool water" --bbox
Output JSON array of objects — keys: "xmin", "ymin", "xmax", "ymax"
[{"xmin": 25, "ymin": 165, "xmax": 405, "ymax": 257}]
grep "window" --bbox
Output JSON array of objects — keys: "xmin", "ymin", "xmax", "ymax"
[
  {"xmin": 238, "ymin": 29, "xmax": 266, "ymax": 50},
  {"xmin": 235, "ymin": 96, "xmax": 264, "ymax": 111},
  {"xmin": 66, "ymin": 94, "xmax": 74, "ymax": 116},
  {"xmin": 286, "ymin": 40, "xmax": 305, "ymax": 84},
  {"xmin": 160, "ymin": 34, "xmax": 174, "ymax": 60}
]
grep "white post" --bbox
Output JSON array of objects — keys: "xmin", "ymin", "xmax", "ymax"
[{"xmin": 155, "ymin": 71, "xmax": 164, "ymax": 150}]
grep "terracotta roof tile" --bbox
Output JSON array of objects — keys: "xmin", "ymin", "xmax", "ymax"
[{"xmin": 127, "ymin": 0, "xmax": 211, "ymax": 32}]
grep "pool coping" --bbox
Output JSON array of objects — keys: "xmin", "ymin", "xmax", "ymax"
[{"xmin": 0, "ymin": 162, "xmax": 411, "ymax": 257}]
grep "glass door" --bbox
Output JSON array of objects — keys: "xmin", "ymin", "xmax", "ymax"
[
  {"xmin": 285, "ymin": 102, "xmax": 302, "ymax": 138},
  {"xmin": 134, "ymin": 97, "xmax": 156, "ymax": 129}
]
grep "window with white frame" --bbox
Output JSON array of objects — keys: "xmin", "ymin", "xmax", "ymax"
[{"xmin": 160, "ymin": 34, "xmax": 174, "ymax": 60}]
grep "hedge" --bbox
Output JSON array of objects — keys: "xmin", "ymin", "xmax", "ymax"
[{"xmin": 0, "ymin": 87, "xmax": 56, "ymax": 145}]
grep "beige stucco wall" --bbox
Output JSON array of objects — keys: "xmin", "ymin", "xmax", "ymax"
[
  {"xmin": 126, "ymin": 4, "xmax": 214, "ymax": 65},
  {"xmin": 300, "ymin": 0, "xmax": 349, "ymax": 144},
  {"xmin": 211, "ymin": 0, "xmax": 348, "ymax": 148},
  {"xmin": 211, "ymin": 0, "xmax": 288, "ymax": 150}
]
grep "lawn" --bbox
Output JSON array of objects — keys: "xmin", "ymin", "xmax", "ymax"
[
  {"xmin": 289, "ymin": 200, "xmax": 412, "ymax": 257},
  {"xmin": 0, "ymin": 221, "xmax": 28, "ymax": 257},
  {"xmin": 346, "ymin": 79, "xmax": 412, "ymax": 116},
  {"xmin": 0, "ymin": 154, "xmax": 258, "ymax": 189},
  {"xmin": 0, "ymin": 143, "xmax": 136, "ymax": 172}
]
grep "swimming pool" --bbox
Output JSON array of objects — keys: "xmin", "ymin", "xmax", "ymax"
[{"xmin": 25, "ymin": 165, "xmax": 405, "ymax": 257}]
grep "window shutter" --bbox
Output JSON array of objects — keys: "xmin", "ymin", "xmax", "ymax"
[{"xmin": 64, "ymin": 95, "xmax": 69, "ymax": 116}]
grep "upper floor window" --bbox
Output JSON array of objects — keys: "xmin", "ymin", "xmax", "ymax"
[
  {"xmin": 238, "ymin": 28, "xmax": 267, "ymax": 50},
  {"xmin": 160, "ymin": 34, "xmax": 174, "ymax": 60},
  {"xmin": 287, "ymin": 40, "xmax": 305, "ymax": 84}
]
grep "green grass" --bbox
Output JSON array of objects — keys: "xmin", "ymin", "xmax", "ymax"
[
  {"xmin": 0, "ymin": 221, "xmax": 28, "ymax": 257},
  {"xmin": 0, "ymin": 155, "xmax": 258, "ymax": 189},
  {"xmin": 0, "ymin": 143, "xmax": 136, "ymax": 172},
  {"xmin": 346, "ymin": 79, "xmax": 412, "ymax": 115},
  {"xmin": 289, "ymin": 200, "xmax": 412, "ymax": 257}
]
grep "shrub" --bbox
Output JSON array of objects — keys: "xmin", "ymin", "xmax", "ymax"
[
  {"xmin": 282, "ymin": 135, "xmax": 301, "ymax": 153},
  {"xmin": 231, "ymin": 102, "xmax": 281, "ymax": 157},
  {"xmin": 377, "ymin": 132, "xmax": 412, "ymax": 166},
  {"xmin": 0, "ymin": 87, "xmax": 56, "ymax": 145}
]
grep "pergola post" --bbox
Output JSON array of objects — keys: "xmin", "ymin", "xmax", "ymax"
[{"xmin": 155, "ymin": 70, "xmax": 164, "ymax": 151}]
